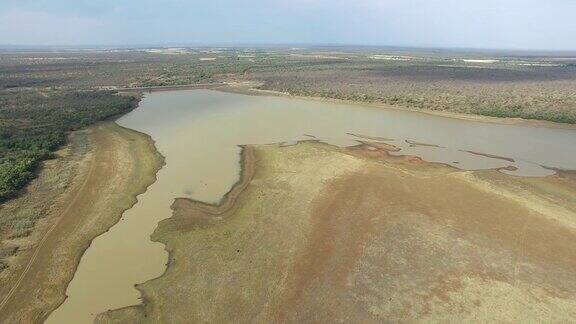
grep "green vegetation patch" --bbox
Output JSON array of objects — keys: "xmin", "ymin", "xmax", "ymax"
[{"xmin": 0, "ymin": 89, "xmax": 135, "ymax": 201}]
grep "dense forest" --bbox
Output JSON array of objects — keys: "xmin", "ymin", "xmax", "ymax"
[{"xmin": 0, "ymin": 89, "xmax": 136, "ymax": 201}]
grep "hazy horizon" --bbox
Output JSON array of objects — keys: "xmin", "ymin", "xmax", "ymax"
[{"xmin": 1, "ymin": 0, "xmax": 576, "ymax": 51}]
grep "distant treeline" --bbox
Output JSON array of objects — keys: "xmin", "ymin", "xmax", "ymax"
[
  {"xmin": 1, "ymin": 50, "xmax": 576, "ymax": 204},
  {"xmin": 0, "ymin": 90, "xmax": 136, "ymax": 202}
]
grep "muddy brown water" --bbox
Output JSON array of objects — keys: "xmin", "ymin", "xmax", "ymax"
[{"xmin": 47, "ymin": 90, "xmax": 576, "ymax": 323}]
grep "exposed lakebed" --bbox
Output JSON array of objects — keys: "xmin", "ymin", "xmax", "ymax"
[{"xmin": 48, "ymin": 90, "xmax": 576, "ymax": 323}]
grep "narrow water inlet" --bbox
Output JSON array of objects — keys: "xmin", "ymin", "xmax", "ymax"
[{"xmin": 47, "ymin": 89, "xmax": 576, "ymax": 323}]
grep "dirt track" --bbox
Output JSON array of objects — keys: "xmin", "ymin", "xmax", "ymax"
[
  {"xmin": 99, "ymin": 141, "xmax": 576, "ymax": 323},
  {"xmin": 0, "ymin": 122, "xmax": 163, "ymax": 323}
]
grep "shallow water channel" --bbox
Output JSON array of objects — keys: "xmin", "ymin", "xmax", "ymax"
[{"xmin": 47, "ymin": 89, "xmax": 576, "ymax": 323}]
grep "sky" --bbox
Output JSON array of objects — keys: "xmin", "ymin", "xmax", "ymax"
[{"xmin": 1, "ymin": 0, "xmax": 576, "ymax": 50}]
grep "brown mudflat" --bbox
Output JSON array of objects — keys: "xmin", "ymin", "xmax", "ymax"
[
  {"xmin": 0, "ymin": 122, "xmax": 163, "ymax": 323},
  {"xmin": 99, "ymin": 141, "xmax": 576, "ymax": 323}
]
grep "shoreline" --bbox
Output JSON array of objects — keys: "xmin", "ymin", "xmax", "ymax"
[
  {"xmin": 45, "ymin": 123, "xmax": 166, "ymax": 322},
  {"xmin": 97, "ymin": 137, "xmax": 559, "ymax": 322},
  {"xmin": 96, "ymin": 145, "xmax": 258, "ymax": 322},
  {"xmin": 171, "ymin": 145, "xmax": 256, "ymax": 215},
  {"xmin": 114, "ymin": 83, "xmax": 226, "ymax": 93},
  {"xmin": 0, "ymin": 122, "xmax": 164, "ymax": 323},
  {"xmin": 97, "ymin": 140, "xmax": 576, "ymax": 322},
  {"xmin": 117, "ymin": 81, "xmax": 576, "ymax": 130},
  {"xmin": 215, "ymin": 83, "xmax": 576, "ymax": 130}
]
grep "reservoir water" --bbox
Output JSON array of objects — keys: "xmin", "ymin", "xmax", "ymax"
[{"xmin": 47, "ymin": 89, "xmax": 576, "ymax": 323}]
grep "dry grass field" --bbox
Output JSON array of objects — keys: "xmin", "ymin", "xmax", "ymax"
[{"xmin": 98, "ymin": 141, "xmax": 576, "ymax": 323}]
